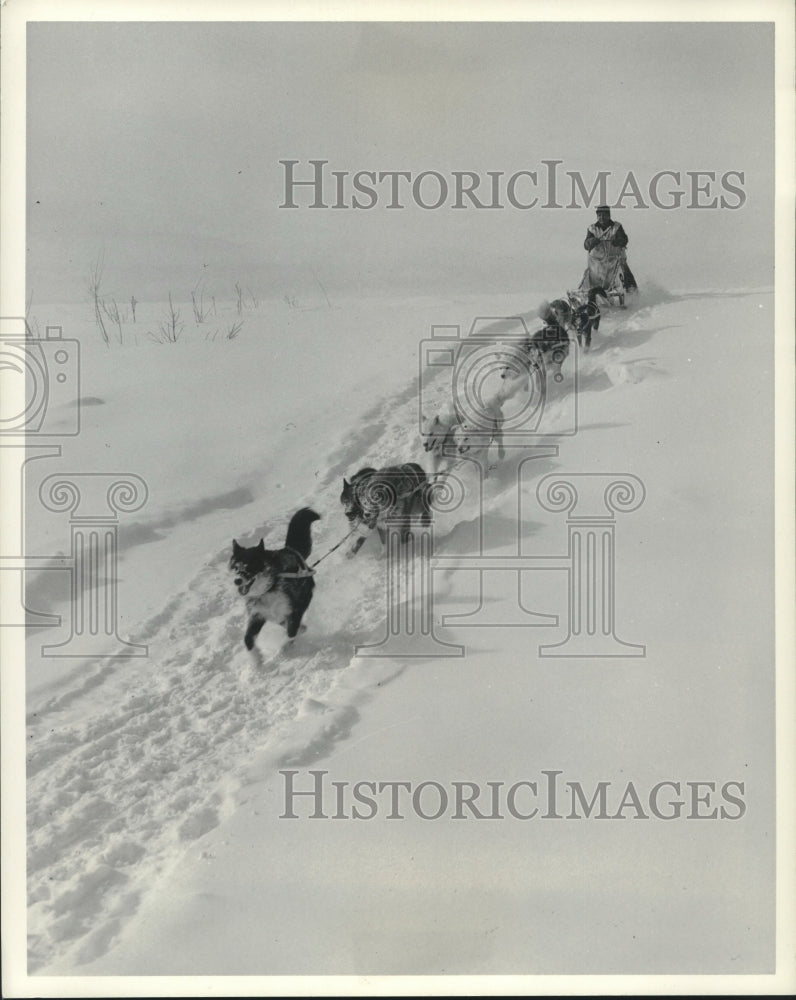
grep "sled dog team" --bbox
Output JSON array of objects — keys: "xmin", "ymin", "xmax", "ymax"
[{"xmin": 229, "ymin": 285, "xmax": 612, "ymax": 650}]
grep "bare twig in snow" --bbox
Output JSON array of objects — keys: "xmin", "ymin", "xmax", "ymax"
[{"xmin": 158, "ymin": 293, "xmax": 184, "ymax": 343}]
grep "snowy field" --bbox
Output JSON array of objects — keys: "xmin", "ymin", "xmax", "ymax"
[
  {"xmin": 20, "ymin": 278, "xmax": 776, "ymax": 975},
  {"xmin": 3, "ymin": 11, "xmax": 790, "ymax": 993}
]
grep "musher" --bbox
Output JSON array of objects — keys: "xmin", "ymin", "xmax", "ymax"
[{"xmin": 580, "ymin": 204, "xmax": 638, "ymax": 300}]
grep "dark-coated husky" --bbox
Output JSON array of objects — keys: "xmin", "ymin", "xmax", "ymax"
[
  {"xmin": 569, "ymin": 285, "xmax": 607, "ymax": 352},
  {"xmin": 229, "ymin": 507, "xmax": 320, "ymax": 650},
  {"xmin": 340, "ymin": 462, "xmax": 430, "ymax": 557}
]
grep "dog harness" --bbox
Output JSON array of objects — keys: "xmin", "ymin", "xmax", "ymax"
[{"xmin": 274, "ymin": 546, "xmax": 315, "ymax": 581}]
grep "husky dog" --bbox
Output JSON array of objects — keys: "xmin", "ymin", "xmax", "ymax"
[
  {"xmin": 568, "ymin": 286, "xmax": 606, "ymax": 352},
  {"xmin": 509, "ymin": 302, "xmax": 573, "ymax": 383},
  {"xmin": 341, "ymin": 462, "xmax": 430, "ymax": 556},
  {"xmin": 229, "ymin": 507, "xmax": 320, "ymax": 650},
  {"xmin": 448, "ymin": 397, "xmax": 505, "ymax": 476},
  {"xmin": 420, "ymin": 408, "xmax": 459, "ymax": 475},
  {"xmin": 534, "ymin": 299, "xmax": 575, "ymax": 378},
  {"xmin": 543, "ymin": 297, "xmax": 574, "ymax": 331}
]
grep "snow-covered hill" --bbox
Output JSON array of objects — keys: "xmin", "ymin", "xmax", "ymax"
[{"xmin": 22, "ymin": 285, "xmax": 775, "ymax": 975}]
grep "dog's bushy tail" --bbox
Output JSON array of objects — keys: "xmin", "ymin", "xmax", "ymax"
[{"xmin": 285, "ymin": 507, "xmax": 321, "ymax": 559}]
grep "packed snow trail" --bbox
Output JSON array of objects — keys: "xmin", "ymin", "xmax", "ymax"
[
  {"xmin": 26, "ymin": 360, "xmax": 431, "ymax": 971},
  {"xmin": 27, "ymin": 288, "xmax": 710, "ymax": 971}
]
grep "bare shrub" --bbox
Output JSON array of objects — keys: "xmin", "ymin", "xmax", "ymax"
[
  {"xmin": 88, "ymin": 256, "xmax": 110, "ymax": 346},
  {"xmin": 101, "ymin": 298, "xmax": 124, "ymax": 345},
  {"xmin": 156, "ymin": 293, "xmax": 184, "ymax": 343},
  {"xmin": 191, "ymin": 278, "xmax": 211, "ymax": 324}
]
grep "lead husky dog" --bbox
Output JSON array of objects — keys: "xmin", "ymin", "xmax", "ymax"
[
  {"xmin": 229, "ymin": 507, "xmax": 320, "ymax": 650},
  {"xmin": 341, "ymin": 462, "xmax": 430, "ymax": 556}
]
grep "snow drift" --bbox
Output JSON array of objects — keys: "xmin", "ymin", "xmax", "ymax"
[{"xmin": 22, "ymin": 283, "xmax": 775, "ymax": 975}]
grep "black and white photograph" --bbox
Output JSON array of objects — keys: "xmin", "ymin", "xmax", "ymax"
[{"xmin": 1, "ymin": 1, "xmax": 794, "ymax": 995}]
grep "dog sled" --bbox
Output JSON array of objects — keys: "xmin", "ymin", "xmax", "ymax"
[{"xmin": 578, "ymin": 242, "xmax": 633, "ymax": 308}]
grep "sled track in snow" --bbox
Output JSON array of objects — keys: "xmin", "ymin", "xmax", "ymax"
[
  {"xmin": 25, "ymin": 361, "xmax": 442, "ymax": 971},
  {"xmin": 26, "ymin": 298, "xmax": 659, "ymax": 972}
]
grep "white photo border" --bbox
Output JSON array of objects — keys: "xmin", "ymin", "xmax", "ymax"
[{"xmin": 1, "ymin": 1, "xmax": 793, "ymax": 996}]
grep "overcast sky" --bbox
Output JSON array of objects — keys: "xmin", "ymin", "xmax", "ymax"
[{"xmin": 26, "ymin": 21, "xmax": 774, "ymax": 302}]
